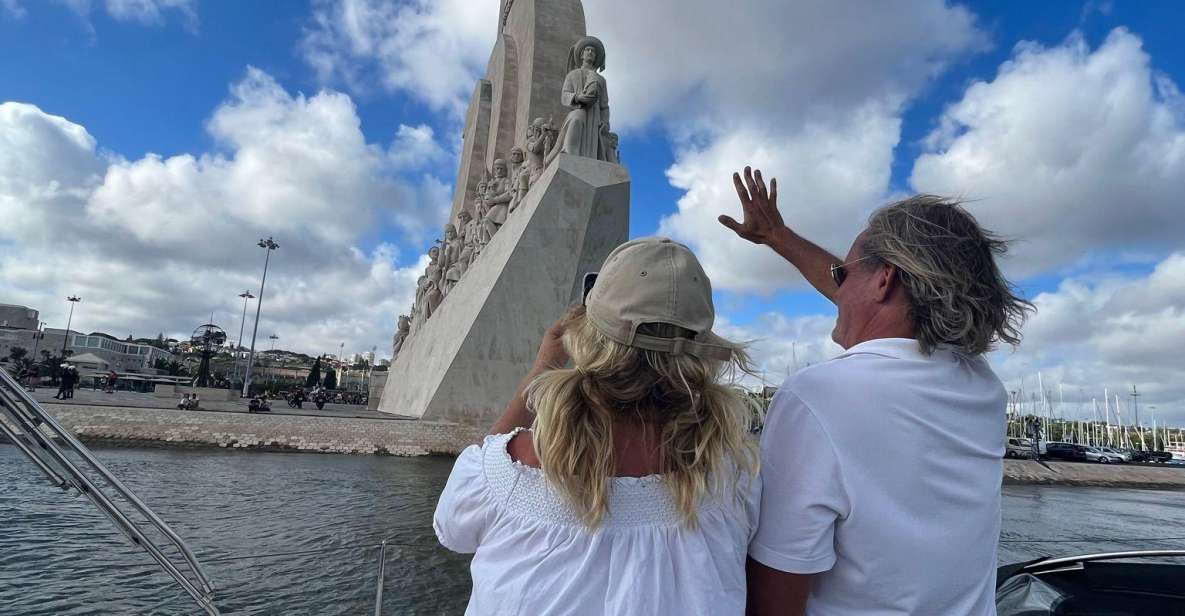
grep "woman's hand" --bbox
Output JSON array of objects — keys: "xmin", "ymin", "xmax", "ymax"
[
  {"xmin": 718, "ymin": 166, "xmax": 789, "ymax": 247},
  {"xmin": 533, "ymin": 312, "xmax": 575, "ymax": 370}
]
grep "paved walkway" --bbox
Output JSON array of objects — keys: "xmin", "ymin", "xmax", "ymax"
[{"xmin": 27, "ymin": 387, "xmax": 407, "ymax": 420}]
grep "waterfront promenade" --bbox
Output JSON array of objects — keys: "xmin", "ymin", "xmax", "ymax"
[
  {"xmin": 23, "ymin": 388, "xmax": 485, "ymax": 456},
  {"xmin": 11, "ymin": 389, "xmax": 1185, "ymax": 490}
]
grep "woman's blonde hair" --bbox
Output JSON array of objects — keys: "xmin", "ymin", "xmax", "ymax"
[{"xmin": 527, "ymin": 306, "xmax": 759, "ymax": 529}]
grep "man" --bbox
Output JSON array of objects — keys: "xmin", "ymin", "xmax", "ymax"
[{"xmin": 721, "ymin": 167, "xmax": 1033, "ymax": 615}]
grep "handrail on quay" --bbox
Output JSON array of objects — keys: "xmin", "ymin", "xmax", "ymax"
[{"xmin": 0, "ymin": 368, "xmax": 221, "ymax": 615}]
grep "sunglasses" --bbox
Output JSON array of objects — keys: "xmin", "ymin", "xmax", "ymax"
[{"xmin": 829, "ymin": 255, "xmax": 873, "ymax": 287}]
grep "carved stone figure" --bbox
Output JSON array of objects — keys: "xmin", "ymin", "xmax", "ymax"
[
  {"xmin": 461, "ymin": 208, "xmax": 482, "ymax": 268},
  {"xmin": 508, "ymin": 146, "xmax": 531, "ymax": 214},
  {"xmin": 392, "ymin": 315, "xmax": 410, "ymax": 357},
  {"xmin": 442, "ymin": 223, "xmax": 465, "ymax": 294},
  {"xmin": 425, "ymin": 245, "xmax": 444, "ymax": 290},
  {"xmin": 471, "ymin": 180, "xmax": 490, "ymax": 247},
  {"xmin": 525, "ymin": 117, "xmax": 551, "ymax": 184},
  {"xmin": 605, "ymin": 130, "xmax": 620, "ymax": 164},
  {"xmin": 409, "ymin": 275, "xmax": 429, "ymax": 335},
  {"xmin": 557, "ymin": 36, "xmax": 612, "ymax": 161},
  {"xmin": 482, "ymin": 158, "xmax": 514, "ymax": 242}
]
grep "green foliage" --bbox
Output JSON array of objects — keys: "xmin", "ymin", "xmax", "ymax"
[
  {"xmin": 8, "ymin": 346, "xmax": 28, "ymax": 362},
  {"xmin": 152, "ymin": 357, "xmax": 189, "ymax": 376},
  {"xmin": 323, "ymin": 368, "xmax": 337, "ymax": 390},
  {"xmin": 305, "ymin": 357, "xmax": 322, "ymax": 387}
]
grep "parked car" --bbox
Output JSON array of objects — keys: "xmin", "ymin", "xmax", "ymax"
[
  {"xmin": 1083, "ymin": 447, "xmax": 1115, "ymax": 464},
  {"xmin": 1098, "ymin": 447, "xmax": 1131, "ymax": 462},
  {"xmin": 1005, "ymin": 437, "xmax": 1035, "ymax": 459},
  {"xmin": 1044, "ymin": 442, "xmax": 1088, "ymax": 462},
  {"xmin": 1147, "ymin": 451, "xmax": 1175, "ymax": 463},
  {"xmin": 1127, "ymin": 449, "xmax": 1151, "ymax": 463}
]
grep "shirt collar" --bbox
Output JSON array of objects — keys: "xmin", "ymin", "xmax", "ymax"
[{"xmin": 835, "ymin": 337, "xmax": 926, "ymax": 361}]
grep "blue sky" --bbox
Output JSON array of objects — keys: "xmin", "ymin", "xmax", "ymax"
[{"xmin": 2, "ymin": 0, "xmax": 1184, "ymax": 424}]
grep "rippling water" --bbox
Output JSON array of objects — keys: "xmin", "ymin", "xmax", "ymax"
[{"xmin": 3, "ymin": 445, "xmax": 1185, "ymax": 615}]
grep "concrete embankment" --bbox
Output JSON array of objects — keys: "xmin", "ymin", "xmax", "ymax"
[
  {"xmin": 35, "ymin": 403, "xmax": 485, "ymax": 456},
  {"xmin": 1004, "ymin": 459, "xmax": 1185, "ymax": 490}
]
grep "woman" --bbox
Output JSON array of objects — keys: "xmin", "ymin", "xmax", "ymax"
[{"xmin": 434, "ymin": 237, "xmax": 760, "ymax": 615}]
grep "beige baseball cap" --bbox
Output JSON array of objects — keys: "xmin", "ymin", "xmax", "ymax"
[{"xmin": 585, "ymin": 237, "xmax": 735, "ymax": 361}]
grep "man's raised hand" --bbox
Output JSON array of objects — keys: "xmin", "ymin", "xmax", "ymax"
[{"xmin": 718, "ymin": 166, "xmax": 786, "ymax": 246}]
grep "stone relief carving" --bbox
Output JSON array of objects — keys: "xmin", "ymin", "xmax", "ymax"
[
  {"xmin": 391, "ymin": 315, "xmax": 410, "ymax": 357},
  {"xmin": 481, "ymin": 158, "xmax": 514, "ymax": 243},
  {"xmin": 397, "ymin": 36, "xmax": 624, "ymax": 342}
]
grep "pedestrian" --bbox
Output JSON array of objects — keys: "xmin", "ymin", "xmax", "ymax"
[
  {"xmin": 722, "ymin": 168, "xmax": 1034, "ymax": 616},
  {"xmin": 68, "ymin": 366, "xmax": 79, "ymax": 398},
  {"xmin": 434, "ymin": 237, "xmax": 760, "ymax": 615},
  {"xmin": 54, "ymin": 364, "xmax": 70, "ymax": 399}
]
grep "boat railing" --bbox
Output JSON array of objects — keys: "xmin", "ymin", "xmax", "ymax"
[{"xmin": 0, "ymin": 368, "xmax": 220, "ymax": 615}]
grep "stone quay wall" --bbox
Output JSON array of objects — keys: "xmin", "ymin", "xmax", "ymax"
[
  {"xmin": 1004, "ymin": 459, "xmax": 1185, "ymax": 490},
  {"xmin": 40, "ymin": 404, "xmax": 486, "ymax": 457}
]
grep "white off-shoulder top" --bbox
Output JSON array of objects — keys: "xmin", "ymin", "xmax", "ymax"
[{"xmin": 433, "ymin": 430, "xmax": 761, "ymax": 615}]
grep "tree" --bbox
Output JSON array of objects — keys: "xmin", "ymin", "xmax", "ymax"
[
  {"xmin": 8, "ymin": 346, "xmax": 28, "ymax": 363},
  {"xmin": 152, "ymin": 357, "xmax": 188, "ymax": 376},
  {"xmin": 322, "ymin": 367, "xmax": 337, "ymax": 390},
  {"xmin": 305, "ymin": 357, "xmax": 322, "ymax": 387}
]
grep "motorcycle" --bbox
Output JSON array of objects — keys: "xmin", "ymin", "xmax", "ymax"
[
  {"xmin": 285, "ymin": 390, "xmax": 305, "ymax": 409},
  {"xmin": 312, "ymin": 390, "xmax": 329, "ymax": 410}
]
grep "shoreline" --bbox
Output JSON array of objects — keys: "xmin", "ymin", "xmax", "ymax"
[
  {"xmin": 7, "ymin": 404, "xmax": 1185, "ymax": 489},
  {"xmin": 1002, "ymin": 459, "xmax": 1185, "ymax": 491},
  {"xmin": 9, "ymin": 402, "xmax": 484, "ymax": 456}
]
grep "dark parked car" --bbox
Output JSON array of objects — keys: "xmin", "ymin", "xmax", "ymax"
[
  {"xmin": 1044, "ymin": 442, "xmax": 1089, "ymax": 462},
  {"xmin": 1147, "ymin": 451, "xmax": 1175, "ymax": 463}
]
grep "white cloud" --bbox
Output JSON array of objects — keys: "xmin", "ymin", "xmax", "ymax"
[
  {"xmin": 0, "ymin": 0, "xmax": 26, "ymax": 18},
  {"xmin": 713, "ymin": 253, "xmax": 1185, "ymax": 427},
  {"xmin": 297, "ymin": 2, "xmax": 983, "ymax": 294},
  {"xmin": 0, "ymin": 68, "xmax": 449, "ymax": 359},
  {"xmin": 597, "ymin": 0, "xmax": 984, "ymax": 293},
  {"xmin": 12, "ymin": 0, "xmax": 201, "ymax": 29},
  {"xmin": 658, "ymin": 106, "xmax": 900, "ymax": 293},
  {"xmin": 103, "ymin": 0, "xmax": 196, "ymax": 27},
  {"xmin": 990, "ymin": 252, "xmax": 1185, "ymax": 427},
  {"xmin": 715, "ymin": 311, "xmax": 844, "ymax": 384},
  {"xmin": 911, "ymin": 28, "xmax": 1185, "ymax": 277},
  {"xmin": 300, "ymin": 0, "xmax": 497, "ymax": 114}
]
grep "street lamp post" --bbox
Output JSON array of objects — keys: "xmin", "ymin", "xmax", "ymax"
[
  {"xmin": 61, "ymin": 296, "xmax": 81, "ymax": 358},
  {"xmin": 242, "ymin": 237, "xmax": 279, "ymax": 397},
  {"xmin": 231, "ymin": 290, "xmax": 255, "ymax": 383}
]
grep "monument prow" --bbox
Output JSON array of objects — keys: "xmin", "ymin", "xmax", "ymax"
[
  {"xmin": 378, "ymin": 0, "xmax": 629, "ymax": 434},
  {"xmin": 379, "ymin": 154, "xmax": 628, "ymax": 424}
]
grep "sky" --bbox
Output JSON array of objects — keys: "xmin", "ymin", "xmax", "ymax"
[{"xmin": 1, "ymin": 0, "xmax": 1183, "ymax": 426}]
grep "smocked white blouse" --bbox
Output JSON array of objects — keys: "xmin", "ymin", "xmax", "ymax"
[{"xmin": 433, "ymin": 430, "xmax": 760, "ymax": 615}]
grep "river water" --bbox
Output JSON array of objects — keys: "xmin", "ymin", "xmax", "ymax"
[{"xmin": 3, "ymin": 445, "xmax": 1185, "ymax": 615}]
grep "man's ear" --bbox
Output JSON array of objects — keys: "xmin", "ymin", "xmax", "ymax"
[{"xmin": 873, "ymin": 264, "xmax": 897, "ymax": 303}]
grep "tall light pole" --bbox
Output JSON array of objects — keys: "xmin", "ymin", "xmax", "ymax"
[
  {"xmin": 231, "ymin": 290, "xmax": 255, "ymax": 383},
  {"xmin": 339, "ymin": 342, "xmax": 346, "ymax": 390},
  {"xmin": 61, "ymin": 296, "xmax": 81, "ymax": 358},
  {"xmin": 242, "ymin": 237, "xmax": 279, "ymax": 397}
]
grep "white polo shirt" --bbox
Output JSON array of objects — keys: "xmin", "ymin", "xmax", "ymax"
[{"xmin": 750, "ymin": 338, "xmax": 1005, "ymax": 616}]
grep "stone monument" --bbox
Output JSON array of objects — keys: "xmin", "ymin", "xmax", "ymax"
[{"xmin": 377, "ymin": 0, "xmax": 630, "ymax": 433}]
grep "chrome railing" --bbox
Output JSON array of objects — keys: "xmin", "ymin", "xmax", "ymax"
[
  {"xmin": 0, "ymin": 368, "xmax": 220, "ymax": 615},
  {"xmin": 374, "ymin": 539, "xmax": 389, "ymax": 616}
]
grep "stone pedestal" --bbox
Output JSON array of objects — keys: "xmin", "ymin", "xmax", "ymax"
[{"xmin": 379, "ymin": 154, "xmax": 629, "ymax": 425}]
